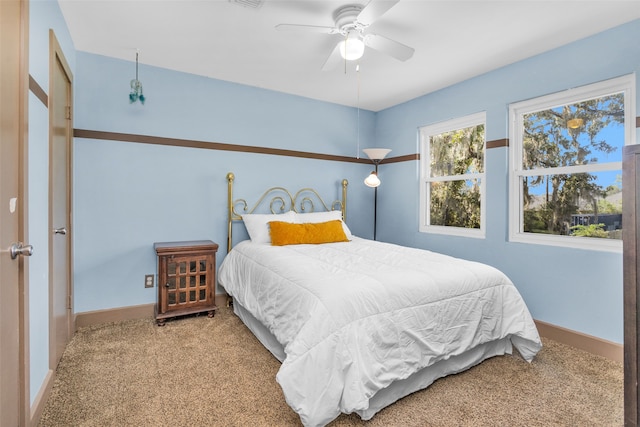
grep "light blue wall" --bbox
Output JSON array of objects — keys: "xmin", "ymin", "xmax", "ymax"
[
  {"xmin": 28, "ymin": 0, "xmax": 76, "ymax": 406},
  {"xmin": 374, "ymin": 19, "xmax": 640, "ymax": 344},
  {"xmin": 73, "ymin": 52, "xmax": 377, "ymax": 313}
]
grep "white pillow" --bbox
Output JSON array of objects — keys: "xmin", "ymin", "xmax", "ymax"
[
  {"xmin": 242, "ymin": 211, "xmax": 295, "ymax": 244},
  {"xmin": 294, "ymin": 211, "xmax": 353, "ymax": 240}
]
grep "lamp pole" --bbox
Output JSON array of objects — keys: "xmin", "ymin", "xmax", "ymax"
[
  {"xmin": 362, "ymin": 148, "xmax": 390, "ymax": 242},
  {"xmin": 373, "ymin": 162, "xmax": 378, "ymax": 241}
]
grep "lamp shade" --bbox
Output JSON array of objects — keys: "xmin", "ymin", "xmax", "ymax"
[
  {"xmin": 364, "ymin": 171, "xmax": 381, "ymax": 187},
  {"xmin": 339, "ymin": 33, "xmax": 365, "ymax": 61},
  {"xmin": 363, "ymin": 148, "xmax": 391, "ymax": 161}
]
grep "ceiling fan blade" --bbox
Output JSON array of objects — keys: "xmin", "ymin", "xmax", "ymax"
[
  {"xmin": 356, "ymin": 0, "xmax": 400, "ymax": 26},
  {"xmin": 275, "ymin": 23, "xmax": 337, "ymax": 34},
  {"xmin": 363, "ymin": 33, "xmax": 414, "ymax": 61},
  {"xmin": 321, "ymin": 42, "xmax": 344, "ymax": 71}
]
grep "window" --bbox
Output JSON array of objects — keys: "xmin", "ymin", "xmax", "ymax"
[
  {"xmin": 419, "ymin": 112, "xmax": 486, "ymax": 237},
  {"xmin": 509, "ymin": 75, "xmax": 635, "ymax": 252}
]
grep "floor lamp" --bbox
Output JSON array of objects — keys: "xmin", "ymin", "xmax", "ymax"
[{"xmin": 363, "ymin": 148, "xmax": 391, "ymax": 241}]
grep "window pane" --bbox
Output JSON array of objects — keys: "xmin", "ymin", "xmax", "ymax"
[
  {"xmin": 430, "ymin": 124, "xmax": 484, "ymax": 177},
  {"xmin": 522, "ymin": 171, "xmax": 622, "ymax": 239},
  {"xmin": 522, "ymin": 93, "xmax": 625, "ymax": 170},
  {"xmin": 430, "ymin": 180, "xmax": 481, "ymax": 228}
]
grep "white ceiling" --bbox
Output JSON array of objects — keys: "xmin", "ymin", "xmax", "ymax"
[{"xmin": 58, "ymin": 0, "xmax": 640, "ymax": 112}]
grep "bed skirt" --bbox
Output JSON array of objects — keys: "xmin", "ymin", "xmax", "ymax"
[{"xmin": 232, "ymin": 300, "xmax": 513, "ymax": 421}]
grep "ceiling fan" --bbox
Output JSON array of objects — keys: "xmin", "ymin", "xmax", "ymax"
[{"xmin": 275, "ymin": 0, "xmax": 415, "ymax": 70}]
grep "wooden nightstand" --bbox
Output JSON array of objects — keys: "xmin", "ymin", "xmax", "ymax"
[{"xmin": 154, "ymin": 240, "xmax": 218, "ymax": 326}]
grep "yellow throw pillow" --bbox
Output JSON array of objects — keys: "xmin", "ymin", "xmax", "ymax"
[{"xmin": 269, "ymin": 220, "xmax": 349, "ymax": 246}]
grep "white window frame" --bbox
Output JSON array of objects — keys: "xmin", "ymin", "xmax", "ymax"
[
  {"xmin": 508, "ymin": 74, "xmax": 636, "ymax": 252},
  {"xmin": 419, "ymin": 112, "xmax": 486, "ymax": 238}
]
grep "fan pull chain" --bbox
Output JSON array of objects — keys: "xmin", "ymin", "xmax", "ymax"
[
  {"xmin": 356, "ymin": 63, "xmax": 361, "ymax": 159},
  {"xmin": 343, "ymin": 32, "xmax": 348, "ymax": 75}
]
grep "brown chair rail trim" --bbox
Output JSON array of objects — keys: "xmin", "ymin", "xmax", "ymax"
[
  {"xmin": 29, "ymin": 74, "xmax": 48, "ymax": 107},
  {"xmin": 74, "ymin": 128, "xmax": 373, "ymax": 164},
  {"xmin": 73, "ymin": 130, "xmax": 518, "ymax": 165},
  {"xmin": 78, "ymin": 126, "xmax": 640, "ymax": 165},
  {"xmin": 383, "ymin": 153, "xmax": 420, "ymax": 164},
  {"xmin": 487, "ymin": 138, "xmax": 509, "ymax": 149}
]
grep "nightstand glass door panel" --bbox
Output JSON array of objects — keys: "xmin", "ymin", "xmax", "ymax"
[{"xmin": 165, "ymin": 255, "xmax": 212, "ymax": 308}]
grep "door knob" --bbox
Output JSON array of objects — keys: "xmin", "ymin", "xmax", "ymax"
[
  {"xmin": 53, "ymin": 227, "xmax": 67, "ymax": 235},
  {"xmin": 10, "ymin": 242, "xmax": 34, "ymax": 259}
]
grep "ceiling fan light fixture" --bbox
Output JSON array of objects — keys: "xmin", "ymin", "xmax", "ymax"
[{"xmin": 339, "ymin": 34, "xmax": 365, "ymax": 61}]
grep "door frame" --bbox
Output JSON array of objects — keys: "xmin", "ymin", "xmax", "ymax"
[
  {"xmin": 0, "ymin": 0, "xmax": 30, "ymax": 425},
  {"xmin": 48, "ymin": 29, "xmax": 74, "ymax": 370},
  {"xmin": 623, "ymin": 144, "xmax": 640, "ymax": 427}
]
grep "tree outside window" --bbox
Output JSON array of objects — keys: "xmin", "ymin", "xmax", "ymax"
[
  {"xmin": 510, "ymin": 75, "xmax": 634, "ymax": 251},
  {"xmin": 420, "ymin": 113, "xmax": 486, "ymax": 237}
]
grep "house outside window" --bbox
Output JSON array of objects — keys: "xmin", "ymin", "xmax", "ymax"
[
  {"xmin": 419, "ymin": 112, "xmax": 486, "ymax": 238},
  {"xmin": 509, "ymin": 75, "xmax": 635, "ymax": 252}
]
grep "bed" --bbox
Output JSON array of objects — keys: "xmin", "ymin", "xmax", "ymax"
[{"xmin": 218, "ymin": 172, "xmax": 542, "ymax": 427}]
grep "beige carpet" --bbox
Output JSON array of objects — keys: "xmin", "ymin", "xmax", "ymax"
[{"xmin": 38, "ymin": 305, "xmax": 623, "ymax": 427}]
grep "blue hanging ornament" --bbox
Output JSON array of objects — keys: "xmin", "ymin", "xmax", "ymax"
[{"xmin": 129, "ymin": 51, "xmax": 145, "ymax": 105}]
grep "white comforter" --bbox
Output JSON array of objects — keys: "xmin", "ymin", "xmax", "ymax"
[{"xmin": 218, "ymin": 237, "xmax": 542, "ymax": 427}]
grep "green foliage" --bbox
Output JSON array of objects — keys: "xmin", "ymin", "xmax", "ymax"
[
  {"xmin": 429, "ymin": 124, "xmax": 483, "ymax": 229},
  {"xmin": 570, "ymin": 223, "xmax": 609, "ymax": 238},
  {"xmin": 430, "ymin": 180, "xmax": 481, "ymax": 228},
  {"xmin": 597, "ymin": 198, "xmax": 622, "ymax": 214}
]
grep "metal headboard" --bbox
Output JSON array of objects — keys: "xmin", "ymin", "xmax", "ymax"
[{"xmin": 226, "ymin": 172, "xmax": 348, "ymax": 252}]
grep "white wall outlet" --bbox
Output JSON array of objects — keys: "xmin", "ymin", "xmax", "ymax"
[{"xmin": 145, "ymin": 274, "xmax": 154, "ymax": 288}]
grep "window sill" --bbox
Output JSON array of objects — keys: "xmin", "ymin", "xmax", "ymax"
[{"xmin": 509, "ymin": 232, "xmax": 622, "ymax": 253}]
